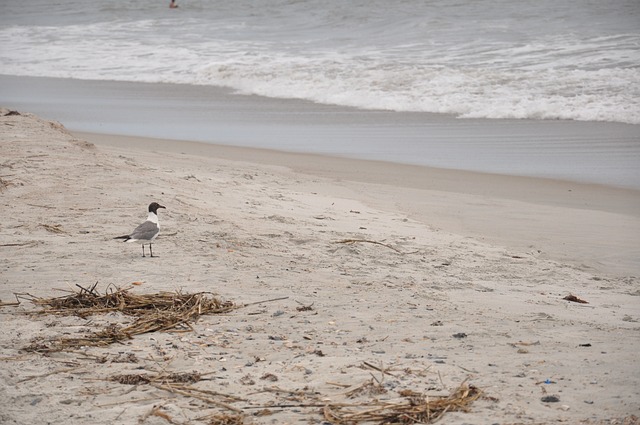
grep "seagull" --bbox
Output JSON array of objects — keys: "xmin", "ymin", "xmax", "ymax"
[{"xmin": 115, "ymin": 202, "xmax": 166, "ymax": 257}]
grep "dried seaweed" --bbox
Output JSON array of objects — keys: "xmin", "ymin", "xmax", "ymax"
[
  {"xmin": 110, "ymin": 371, "xmax": 201, "ymax": 386},
  {"xmin": 345, "ymin": 378, "xmax": 387, "ymax": 399},
  {"xmin": 19, "ymin": 285, "xmax": 235, "ymax": 353},
  {"xmin": 16, "ymin": 285, "xmax": 483, "ymax": 424},
  {"xmin": 206, "ymin": 413, "xmax": 245, "ymax": 425},
  {"xmin": 323, "ymin": 382, "xmax": 482, "ymax": 424},
  {"xmin": 39, "ymin": 223, "xmax": 66, "ymax": 234},
  {"xmin": 111, "ymin": 373, "xmax": 151, "ymax": 385},
  {"xmin": 20, "ymin": 284, "xmax": 233, "ymax": 318}
]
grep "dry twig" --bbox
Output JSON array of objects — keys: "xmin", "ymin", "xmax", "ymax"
[
  {"xmin": 335, "ymin": 239, "xmax": 403, "ymax": 253},
  {"xmin": 323, "ymin": 382, "xmax": 482, "ymax": 424}
]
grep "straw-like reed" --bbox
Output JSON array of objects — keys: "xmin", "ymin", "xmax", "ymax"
[
  {"xmin": 323, "ymin": 382, "xmax": 482, "ymax": 424},
  {"xmin": 20, "ymin": 285, "xmax": 235, "ymax": 353},
  {"xmin": 21, "ymin": 284, "xmax": 233, "ymax": 317}
]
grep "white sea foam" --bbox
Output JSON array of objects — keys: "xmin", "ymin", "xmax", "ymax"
[
  {"xmin": 195, "ymin": 55, "xmax": 640, "ymax": 124},
  {"xmin": 1, "ymin": 0, "xmax": 639, "ymax": 124}
]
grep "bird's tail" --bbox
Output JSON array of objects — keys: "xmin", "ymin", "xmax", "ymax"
[{"xmin": 114, "ymin": 235, "xmax": 130, "ymax": 242}]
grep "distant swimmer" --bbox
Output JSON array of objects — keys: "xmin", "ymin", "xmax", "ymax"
[{"xmin": 169, "ymin": 0, "xmax": 178, "ymax": 8}]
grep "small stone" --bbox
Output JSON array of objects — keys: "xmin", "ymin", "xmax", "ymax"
[{"xmin": 541, "ymin": 395, "xmax": 560, "ymax": 403}]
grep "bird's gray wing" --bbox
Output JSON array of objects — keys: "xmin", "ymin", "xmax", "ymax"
[{"xmin": 129, "ymin": 221, "xmax": 159, "ymax": 240}]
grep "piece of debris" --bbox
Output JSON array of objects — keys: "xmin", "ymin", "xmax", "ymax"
[
  {"xmin": 324, "ymin": 382, "xmax": 482, "ymax": 424},
  {"xmin": 296, "ymin": 301, "xmax": 314, "ymax": 312},
  {"xmin": 39, "ymin": 224, "xmax": 66, "ymax": 234},
  {"xmin": 563, "ymin": 294, "xmax": 588, "ymax": 304},
  {"xmin": 18, "ymin": 286, "xmax": 236, "ymax": 353},
  {"xmin": 260, "ymin": 373, "xmax": 278, "ymax": 382},
  {"xmin": 335, "ymin": 239, "xmax": 403, "ymax": 253}
]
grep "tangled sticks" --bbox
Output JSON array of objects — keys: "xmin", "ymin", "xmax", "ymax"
[{"xmin": 18, "ymin": 284, "xmax": 235, "ymax": 353}]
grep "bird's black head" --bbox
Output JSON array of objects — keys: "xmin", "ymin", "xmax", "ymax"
[{"xmin": 148, "ymin": 202, "xmax": 166, "ymax": 214}]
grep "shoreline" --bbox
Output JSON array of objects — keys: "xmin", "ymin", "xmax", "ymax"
[
  {"xmin": 76, "ymin": 130, "xmax": 640, "ymax": 212},
  {"xmin": 78, "ymin": 130, "xmax": 640, "ymax": 278},
  {"xmin": 2, "ymin": 74, "xmax": 640, "ymax": 190}
]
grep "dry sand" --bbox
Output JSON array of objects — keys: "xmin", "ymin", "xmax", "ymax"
[{"xmin": 1, "ymin": 108, "xmax": 639, "ymax": 424}]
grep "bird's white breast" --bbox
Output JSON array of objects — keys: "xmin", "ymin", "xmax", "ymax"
[{"xmin": 147, "ymin": 212, "xmax": 160, "ymax": 228}]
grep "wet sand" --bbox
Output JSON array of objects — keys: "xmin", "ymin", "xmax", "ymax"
[{"xmin": 2, "ymin": 74, "xmax": 639, "ymax": 190}]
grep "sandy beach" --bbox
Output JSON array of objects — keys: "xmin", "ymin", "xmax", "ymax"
[{"xmin": 1, "ymin": 108, "xmax": 639, "ymax": 424}]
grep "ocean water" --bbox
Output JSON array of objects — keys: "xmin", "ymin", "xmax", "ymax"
[{"xmin": 1, "ymin": 0, "xmax": 639, "ymax": 125}]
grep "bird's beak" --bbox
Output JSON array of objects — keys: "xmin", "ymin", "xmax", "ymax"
[{"xmin": 159, "ymin": 205, "xmax": 166, "ymax": 209}]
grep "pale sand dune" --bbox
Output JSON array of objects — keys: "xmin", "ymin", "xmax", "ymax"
[{"xmin": 1, "ymin": 109, "xmax": 638, "ymax": 424}]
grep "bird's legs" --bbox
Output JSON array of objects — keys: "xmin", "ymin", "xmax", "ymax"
[{"xmin": 140, "ymin": 244, "xmax": 155, "ymax": 257}]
